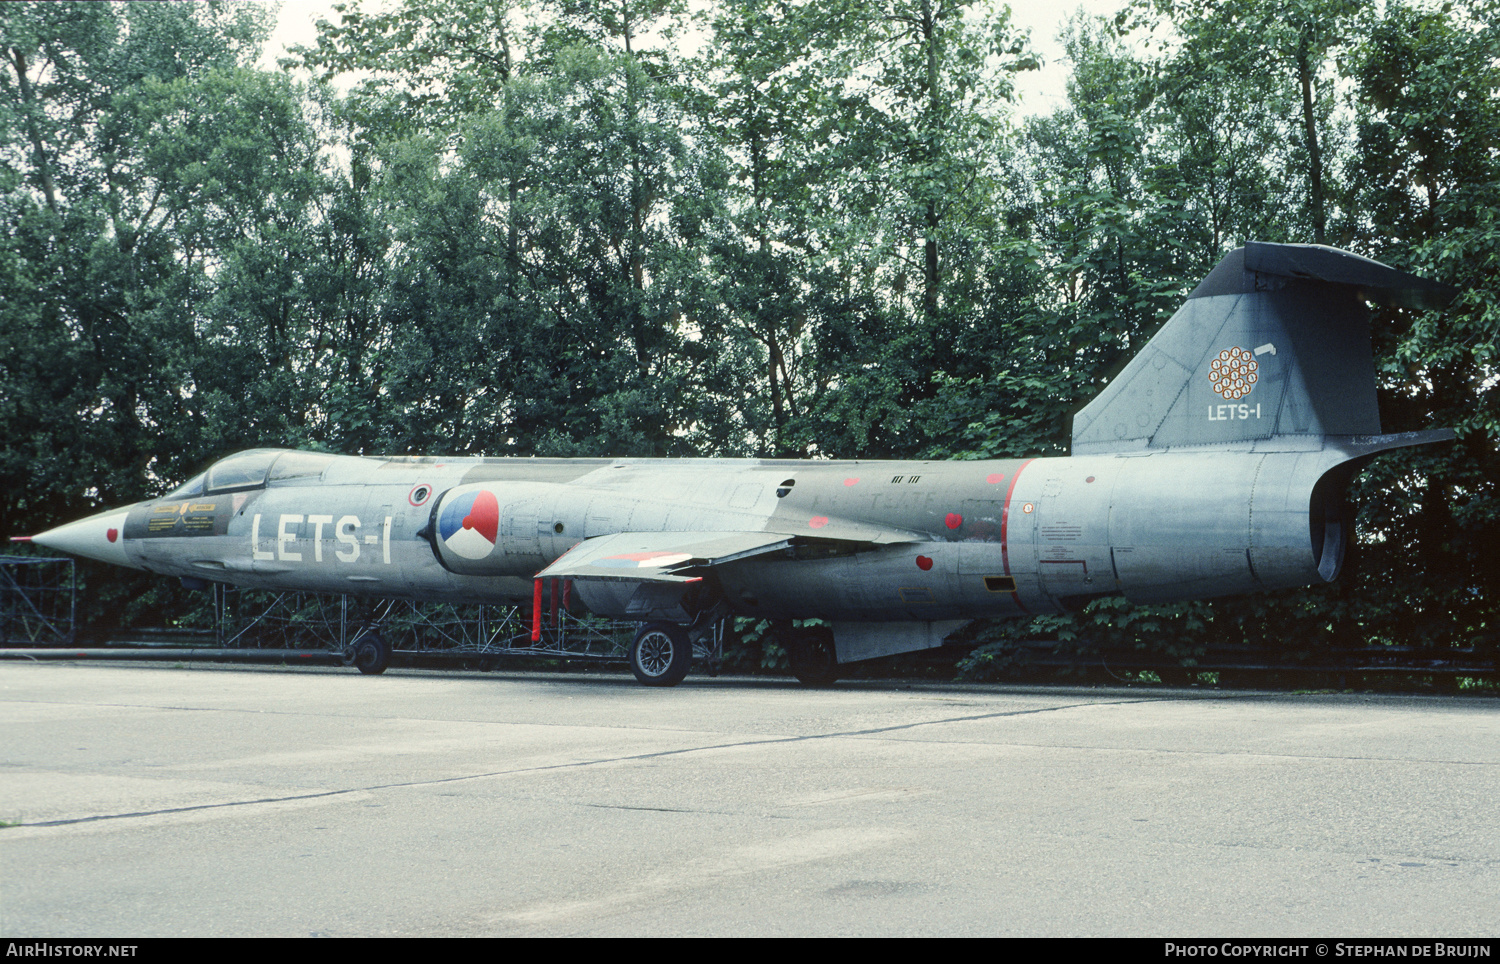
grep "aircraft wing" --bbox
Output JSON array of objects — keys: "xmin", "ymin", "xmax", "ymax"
[{"xmin": 536, "ymin": 530, "xmax": 797, "ymax": 584}]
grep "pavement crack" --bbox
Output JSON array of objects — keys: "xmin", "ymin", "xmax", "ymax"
[
  {"xmin": 582, "ymin": 803, "xmax": 728, "ymax": 814},
  {"xmin": 4, "ymin": 697, "xmax": 1240, "ymax": 829},
  {"xmin": 28, "ymin": 694, "xmax": 1472, "ymax": 831},
  {"xmin": 24, "ymin": 787, "xmax": 363, "ymax": 827}
]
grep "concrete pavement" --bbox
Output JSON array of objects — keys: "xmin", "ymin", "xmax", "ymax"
[{"xmin": 1, "ymin": 662, "xmax": 1495, "ymax": 936}]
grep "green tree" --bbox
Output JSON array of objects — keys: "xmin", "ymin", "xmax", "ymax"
[
  {"xmin": 1140, "ymin": 0, "xmax": 1369, "ymax": 245},
  {"xmin": 299, "ymin": 0, "xmax": 729, "ymax": 456},
  {"xmin": 0, "ymin": 1, "xmax": 334, "ymax": 632},
  {"xmin": 696, "ymin": 0, "xmax": 1037, "ymax": 459},
  {"xmin": 0, "ymin": 1, "xmax": 279, "ymax": 525},
  {"xmin": 1342, "ymin": 0, "xmax": 1500, "ymax": 651}
]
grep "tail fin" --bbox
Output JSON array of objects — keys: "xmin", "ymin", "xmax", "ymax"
[{"xmin": 1071, "ymin": 242, "xmax": 1456, "ymax": 454}]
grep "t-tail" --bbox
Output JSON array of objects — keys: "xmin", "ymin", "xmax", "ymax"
[{"xmin": 1051, "ymin": 242, "xmax": 1456, "ymax": 606}]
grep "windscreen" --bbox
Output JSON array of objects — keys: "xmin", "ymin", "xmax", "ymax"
[{"xmin": 205, "ymin": 449, "xmax": 283, "ymax": 493}]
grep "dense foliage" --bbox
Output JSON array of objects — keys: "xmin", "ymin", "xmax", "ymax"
[{"xmin": 1, "ymin": 0, "xmax": 1493, "ymax": 661}]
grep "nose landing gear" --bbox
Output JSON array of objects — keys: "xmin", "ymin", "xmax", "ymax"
[{"xmin": 351, "ymin": 631, "xmax": 391, "ymax": 675}]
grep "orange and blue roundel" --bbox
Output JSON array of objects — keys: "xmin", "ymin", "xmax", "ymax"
[{"xmin": 438, "ymin": 489, "xmax": 500, "ymax": 560}]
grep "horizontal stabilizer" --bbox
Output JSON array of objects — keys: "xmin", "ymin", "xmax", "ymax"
[
  {"xmin": 1225, "ymin": 242, "xmax": 1457, "ymax": 309},
  {"xmin": 1334, "ymin": 429, "xmax": 1457, "ymax": 459}
]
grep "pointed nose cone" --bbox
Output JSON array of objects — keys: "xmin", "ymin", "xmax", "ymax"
[{"xmin": 32, "ymin": 509, "xmax": 139, "ymax": 568}]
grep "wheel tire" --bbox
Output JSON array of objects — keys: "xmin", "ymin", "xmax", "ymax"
[
  {"xmin": 353, "ymin": 632, "xmax": 391, "ymax": 675},
  {"xmin": 788, "ymin": 626, "xmax": 840, "ymax": 686},
  {"xmin": 630, "ymin": 622, "xmax": 692, "ymax": 687}
]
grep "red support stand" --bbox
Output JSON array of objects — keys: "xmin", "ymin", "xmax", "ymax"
[{"xmin": 531, "ymin": 578, "xmax": 543, "ymax": 642}]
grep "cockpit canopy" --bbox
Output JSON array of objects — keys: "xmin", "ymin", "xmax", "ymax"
[{"xmin": 165, "ymin": 449, "xmax": 338, "ymax": 499}]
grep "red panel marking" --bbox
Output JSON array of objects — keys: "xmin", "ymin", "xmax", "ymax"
[
  {"xmin": 408, "ymin": 483, "xmax": 432, "ymax": 507},
  {"xmin": 809, "ymin": 516, "xmax": 829, "ymax": 529},
  {"xmin": 1085, "ymin": 476, "xmax": 1095, "ymax": 484},
  {"xmin": 986, "ymin": 473, "xmax": 1004, "ymax": 484},
  {"xmin": 106, "ymin": 528, "xmax": 118, "ymax": 543},
  {"xmin": 1000, "ymin": 459, "xmax": 1036, "ymax": 614},
  {"xmin": 915, "ymin": 555, "xmax": 933, "ymax": 571},
  {"xmin": 945, "ymin": 512, "xmax": 962, "ymax": 530},
  {"xmin": 844, "ymin": 478, "xmax": 860, "ymax": 486}
]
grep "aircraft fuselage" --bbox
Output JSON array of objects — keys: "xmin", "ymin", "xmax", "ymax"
[{"xmin": 64, "ymin": 445, "xmax": 1354, "ymax": 624}]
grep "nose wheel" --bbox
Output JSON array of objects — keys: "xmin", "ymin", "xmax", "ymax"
[
  {"xmin": 630, "ymin": 622, "xmax": 692, "ymax": 687},
  {"xmin": 351, "ymin": 631, "xmax": 391, "ymax": 675}
]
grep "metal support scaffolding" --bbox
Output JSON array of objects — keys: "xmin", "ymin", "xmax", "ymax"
[
  {"xmin": 211, "ymin": 585, "xmax": 351, "ymax": 651},
  {"xmin": 207, "ymin": 586, "xmax": 723, "ymax": 669},
  {"xmin": 0, "ymin": 556, "xmax": 75, "ymax": 646}
]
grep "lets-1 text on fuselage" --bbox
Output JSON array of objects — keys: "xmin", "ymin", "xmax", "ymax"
[{"xmin": 28, "ymin": 243, "xmax": 1458, "ymax": 685}]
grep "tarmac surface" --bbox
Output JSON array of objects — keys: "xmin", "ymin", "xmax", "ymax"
[{"xmin": 1, "ymin": 661, "xmax": 1496, "ymax": 937}]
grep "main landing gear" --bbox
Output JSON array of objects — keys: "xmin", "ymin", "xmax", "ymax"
[
  {"xmin": 630, "ymin": 622, "xmax": 694, "ymax": 687},
  {"xmin": 628, "ymin": 619, "xmax": 840, "ymax": 687},
  {"xmin": 784, "ymin": 624, "xmax": 840, "ymax": 687}
]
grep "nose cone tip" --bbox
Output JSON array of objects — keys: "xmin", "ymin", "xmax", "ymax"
[{"xmin": 32, "ymin": 510, "xmax": 136, "ymax": 567}]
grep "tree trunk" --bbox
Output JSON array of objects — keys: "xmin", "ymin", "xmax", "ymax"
[
  {"xmin": 9, "ymin": 48, "xmax": 59, "ymax": 211},
  {"xmin": 1296, "ymin": 34, "xmax": 1326, "ymax": 245}
]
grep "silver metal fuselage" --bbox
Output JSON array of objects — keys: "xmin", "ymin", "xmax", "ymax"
[{"xmin": 45, "ymin": 444, "xmax": 1351, "ymax": 623}]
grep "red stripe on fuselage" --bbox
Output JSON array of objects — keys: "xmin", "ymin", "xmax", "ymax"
[{"xmin": 1000, "ymin": 459, "xmax": 1036, "ymax": 613}]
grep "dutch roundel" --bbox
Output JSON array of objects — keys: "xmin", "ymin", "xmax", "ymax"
[{"xmin": 438, "ymin": 489, "xmax": 500, "ymax": 560}]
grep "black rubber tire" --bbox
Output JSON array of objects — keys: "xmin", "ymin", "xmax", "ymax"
[
  {"xmin": 630, "ymin": 622, "xmax": 692, "ymax": 687},
  {"xmin": 353, "ymin": 632, "xmax": 391, "ymax": 675},
  {"xmin": 788, "ymin": 626, "xmax": 840, "ymax": 686}
]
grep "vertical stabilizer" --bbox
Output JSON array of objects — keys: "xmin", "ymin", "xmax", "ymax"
[{"xmin": 1071, "ymin": 242, "xmax": 1454, "ymax": 454}]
